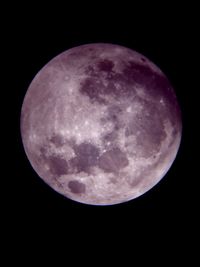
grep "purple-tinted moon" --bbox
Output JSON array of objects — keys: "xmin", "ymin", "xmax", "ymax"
[{"xmin": 20, "ymin": 43, "xmax": 182, "ymax": 205}]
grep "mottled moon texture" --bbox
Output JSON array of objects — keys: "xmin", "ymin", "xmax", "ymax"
[{"xmin": 21, "ymin": 43, "xmax": 182, "ymax": 205}]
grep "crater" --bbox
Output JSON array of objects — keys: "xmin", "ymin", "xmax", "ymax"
[
  {"xmin": 39, "ymin": 145, "xmax": 48, "ymax": 158},
  {"xmin": 107, "ymin": 105, "xmax": 122, "ymax": 122},
  {"xmin": 98, "ymin": 147, "xmax": 129, "ymax": 173},
  {"xmin": 102, "ymin": 130, "xmax": 118, "ymax": 144},
  {"xmin": 50, "ymin": 134, "xmax": 65, "ymax": 147},
  {"xmin": 68, "ymin": 180, "xmax": 86, "ymax": 194}
]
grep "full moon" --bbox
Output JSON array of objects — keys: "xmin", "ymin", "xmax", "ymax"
[{"xmin": 21, "ymin": 43, "xmax": 182, "ymax": 205}]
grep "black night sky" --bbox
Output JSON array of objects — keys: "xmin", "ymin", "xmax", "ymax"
[{"xmin": 4, "ymin": 3, "xmax": 198, "ymax": 263}]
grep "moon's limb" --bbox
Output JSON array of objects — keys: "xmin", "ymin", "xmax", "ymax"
[{"xmin": 21, "ymin": 43, "xmax": 182, "ymax": 205}]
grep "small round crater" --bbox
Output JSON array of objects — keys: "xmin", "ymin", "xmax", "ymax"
[
  {"xmin": 102, "ymin": 131, "xmax": 118, "ymax": 143},
  {"xmin": 107, "ymin": 105, "xmax": 122, "ymax": 121},
  {"xmin": 68, "ymin": 180, "xmax": 86, "ymax": 194},
  {"xmin": 40, "ymin": 146, "xmax": 48, "ymax": 158},
  {"xmin": 125, "ymin": 126, "xmax": 133, "ymax": 137},
  {"xmin": 50, "ymin": 134, "xmax": 65, "ymax": 147}
]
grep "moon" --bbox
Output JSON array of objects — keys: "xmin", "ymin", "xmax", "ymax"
[{"xmin": 20, "ymin": 43, "xmax": 182, "ymax": 205}]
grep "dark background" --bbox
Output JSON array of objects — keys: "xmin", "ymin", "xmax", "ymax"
[{"xmin": 4, "ymin": 2, "xmax": 198, "ymax": 263}]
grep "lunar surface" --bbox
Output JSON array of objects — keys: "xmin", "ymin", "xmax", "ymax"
[{"xmin": 20, "ymin": 43, "xmax": 182, "ymax": 205}]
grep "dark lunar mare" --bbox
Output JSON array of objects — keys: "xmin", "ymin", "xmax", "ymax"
[
  {"xmin": 71, "ymin": 142, "xmax": 100, "ymax": 173},
  {"xmin": 80, "ymin": 58, "xmax": 137, "ymax": 103},
  {"xmin": 125, "ymin": 98, "xmax": 167, "ymax": 156},
  {"xmin": 97, "ymin": 59, "xmax": 114, "ymax": 72},
  {"xmin": 80, "ymin": 59, "xmax": 181, "ymax": 129},
  {"xmin": 47, "ymin": 155, "xmax": 69, "ymax": 176},
  {"xmin": 122, "ymin": 60, "xmax": 181, "ymax": 126},
  {"xmin": 98, "ymin": 147, "xmax": 129, "ymax": 173},
  {"xmin": 39, "ymin": 145, "xmax": 69, "ymax": 176},
  {"xmin": 80, "ymin": 77, "xmax": 107, "ymax": 104},
  {"xmin": 68, "ymin": 180, "xmax": 86, "ymax": 194}
]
